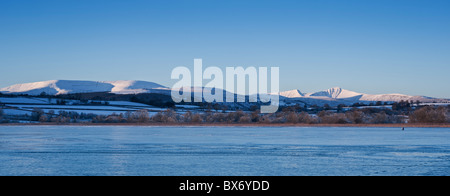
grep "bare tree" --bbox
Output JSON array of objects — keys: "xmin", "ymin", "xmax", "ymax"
[
  {"xmin": 134, "ymin": 109, "xmax": 150, "ymax": 123},
  {"xmin": 370, "ymin": 111, "xmax": 388, "ymax": 124},
  {"xmin": 286, "ymin": 112, "xmax": 299, "ymax": 124},
  {"xmin": 319, "ymin": 112, "xmax": 348, "ymax": 124},
  {"xmin": 251, "ymin": 110, "xmax": 260, "ymax": 122},
  {"xmin": 410, "ymin": 106, "xmax": 446, "ymax": 123},
  {"xmin": 346, "ymin": 110, "xmax": 365, "ymax": 124},
  {"xmin": 238, "ymin": 115, "xmax": 252, "ymax": 123},
  {"xmin": 298, "ymin": 112, "xmax": 314, "ymax": 124},
  {"xmin": 182, "ymin": 111, "xmax": 192, "ymax": 123},
  {"xmin": 191, "ymin": 113, "xmax": 202, "ymax": 123}
]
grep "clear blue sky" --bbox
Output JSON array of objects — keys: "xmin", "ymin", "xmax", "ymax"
[{"xmin": 1, "ymin": 0, "xmax": 449, "ymax": 98}]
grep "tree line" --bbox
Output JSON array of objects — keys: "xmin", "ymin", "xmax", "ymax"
[
  {"xmin": 90, "ymin": 106, "xmax": 449, "ymax": 124},
  {"xmin": 0, "ymin": 103, "xmax": 449, "ymax": 124}
]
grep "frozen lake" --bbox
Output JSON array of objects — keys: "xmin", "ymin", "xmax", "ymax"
[{"xmin": 0, "ymin": 126, "xmax": 449, "ymax": 176}]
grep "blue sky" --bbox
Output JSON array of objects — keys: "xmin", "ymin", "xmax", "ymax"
[{"xmin": 1, "ymin": 0, "xmax": 449, "ymax": 98}]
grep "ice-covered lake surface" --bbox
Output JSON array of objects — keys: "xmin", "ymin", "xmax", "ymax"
[{"xmin": 0, "ymin": 126, "xmax": 449, "ymax": 176}]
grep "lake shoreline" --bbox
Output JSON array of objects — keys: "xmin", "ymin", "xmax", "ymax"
[{"xmin": 1, "ymin": 123, "xmax": 449, "ymax": 128}]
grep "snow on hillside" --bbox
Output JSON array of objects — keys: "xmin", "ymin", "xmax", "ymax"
[
  {"xmin": 0, "ymin": 96, "xmax": 177, "ymax": 117},
  {"xmin": 279, "ymin": 89, "xmax": 304, "ymax": 98},
  {"xmin": 306, "ymin": 87, "xmax": 363, "ymax": 99},
  {"xmin": 280, "ymin": 87, "xmax": 362, "ymax": 99},
  {"xmin": 107, "ymin": 80, "xmax": 167, "ymax": 94},
  {"xmin": 360, "ymin": 94, "xmax": 418, "ymax": 102},
  {"xmin": 0, "ymin": 80, "xmax": 168, "ymax": 95},
  {"xmin": 279, "ymin": 87, "xmax": 445, "ymax": 105},
  {"xmin": 1, "ymin": 80, "xmax": 447, "ymax": 106},
  {"xmin": 0, "ymin": 97, "xmax": 50, "ymax": 104}
]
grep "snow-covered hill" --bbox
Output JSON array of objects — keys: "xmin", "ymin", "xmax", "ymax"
[
  {"xmin": 0, "ymin": 80, "xmax": 168, "ymax": 95},
  {"xmin": 306, "ymin": 87, "xmax": 363, "ymax": 99},
  {"xmin": 279, "ymin": 87, "xmax": 446, "ymax": 105},
  {"xmin": 1, "ymin": 80, "xmax": 447, "ymax": 106},
  {"xmin": 279, "ymin": 89, "xmax": 305, "ymax": 98}
]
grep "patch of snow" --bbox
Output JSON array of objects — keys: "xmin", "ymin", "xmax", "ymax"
[
  {"xmin": 7, "ymin": 104, "xmax": 135, "ymax": 111},
  {"xmin": 280, "ymin": 89, "xmax": 304, "ymax": 98},
  {"xmin": 106, "ymin": 101, "xmax": 151, "ymax": 107},
  {"xmin": 175, "ymin": 105, "xmax": 201, "ymax": 109},
  {"xmin": 106, "ymin": 80, "xmax": 166, "ymax": 94},
  {"xmin": 2, "ymin": 109, "xmax": 32, "ymax": 116},
  {"xmin": 0, "ymin": 97, "xmax": 49, "ymax": 104},
  {"xmin": 306, "ymin": 87, "xmax": 362, "ymax": 99}
]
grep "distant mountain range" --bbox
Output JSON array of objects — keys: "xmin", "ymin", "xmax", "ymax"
[
  {"xmin": 278, "ymin": 87, "xmax": 448, "ymax": 106},
  {"xmin": 1, "ymin": 80, "xmax": 448, "ymax": 106},
  {"xmin": 279, "ymin": 87, "xmax": 438, "ymax": 102},
  {"xmin": 0, "ymin": 80, "xmax": 168, "ymax": 95}
]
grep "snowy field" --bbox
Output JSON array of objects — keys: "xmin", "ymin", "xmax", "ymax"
[
  {"xmin": 420, "ymin": 103, "xmax": 450, "ymax": 106},
  {"xmin": 0, "ymin": 97, "xmax": 50, "ymax": 104},
  {"xmin": 0, "ymin": 126, "xmax": 448, "ymax": 176},
  {"xmin": 0, "ymin": 97, "xmax": 177, "ymax": 116}
]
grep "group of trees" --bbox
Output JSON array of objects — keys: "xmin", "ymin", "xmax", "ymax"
[
  {"xmin": 90, "ymin": 108, "xmax": 422, "ymax": 124},
  {"xmin": 409, "ymin": 106, "xmax": 448, "ymax": 123},
  {"xmin": 315, "ymin": 110, "xmax": 405, "ymax": 124},
  {"xmin": 92, "ymin": 110, "xmax": 152, "ymax": 123},
  {"xmin": 31, "ymin": 109, "xmax": 97, "ymax": 123},
  {"xmin": 1, "ymin": 101, "xmax": 449, "ymax": 125}
]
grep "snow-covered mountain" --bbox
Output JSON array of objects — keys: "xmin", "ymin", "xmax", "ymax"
[
  {"xmin": 280, "ymin": 89, "xmax": 305, "ymax": 98},
  {"xmin": 306, "ymin": 87, "xmax": 362, "ymax": 99},
  {"xmin": 1, "ymin": 80, "xmax": 447, "ymax": 106},
  {"xmin": 279, "ymin": 87, "xmax": 446, "ymax": 105},
  {"xmin": 0, "ymin": 80, "xmax": 169, "ymax": 95}
]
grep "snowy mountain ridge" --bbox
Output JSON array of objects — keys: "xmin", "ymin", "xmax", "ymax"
[
  {"xmin": 1, "ymin": 80, "xmax": 447, "ymax": 105},
  {"xmin": 279, "ymin": 87, "xmax": 444, "ymax": 103},
  {"xmin": 0, "ymin": 80, "xmax": 168, "ymax": 95}
]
